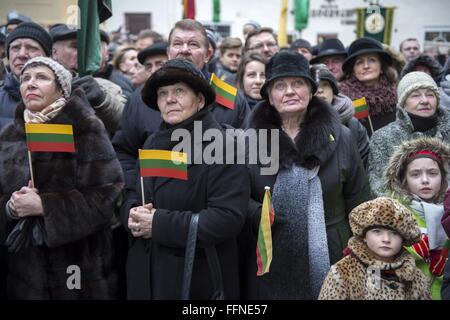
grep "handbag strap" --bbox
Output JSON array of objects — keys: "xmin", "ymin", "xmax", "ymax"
[
  {"xmin": 181, "ymin": 213, "xmax": 199, "ymax": 300},
  {"xmin": 205, "ymin": 246, "xmax": 225, "ymax": 300}
]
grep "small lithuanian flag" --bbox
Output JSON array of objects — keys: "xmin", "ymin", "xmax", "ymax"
[
  {"xmin": 139, "ymin": 149, "xmax": 188, "ymax": 180},
  {"xmin": 353, "ymin": 97, "xmax": 369, "ymax": 119},
  {"xmin": 210, "ymin": 73, "xmax": 237, "ymax": 110},
  {"xmin": 256, "ymin": 186, "xmax": 275, "ymax": 276},
  {"xmin": 25, "ymin": 123, "xmax": 75, "ymax": 152}
]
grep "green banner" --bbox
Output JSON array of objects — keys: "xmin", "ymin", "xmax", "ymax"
[
  {"xmin": 77, "ymin": 0, "xmax": 112, "ymax": 76},
  {"xmin": 213, "ymin": 0, "xmax": 220, "ymax": 23},
  {"xmin": 356, "ymin": 7, "xmax": 394, "ymax": 45},
  {"xmin": 294, "ymin": 0, "xmax": 309, "ymax": 31}
]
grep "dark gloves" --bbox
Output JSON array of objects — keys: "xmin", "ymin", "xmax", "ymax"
[{"xmin": 73, "ymin": 75, "xmax": 105, "ymax": 106}]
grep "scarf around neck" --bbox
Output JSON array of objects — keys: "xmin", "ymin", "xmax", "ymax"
[
  {"xmin": 339, "ymin": 74, "xmax": 397, "ymax": 117},
  {"xmin": 267, "ymin": 164, "xmax": 330, "ymax": 299},
  {"xmin": 407, "ymin": 112, "xmax": 438, "ymax": 133},
  {"xmin": 410, "ymin": 199, "xmax": 448, "ymax": 250},
  {"xmin": 23, "ymin": 97, "xmax": 67, "ymax": 124}
]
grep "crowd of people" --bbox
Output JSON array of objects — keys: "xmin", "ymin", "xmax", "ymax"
[{"xmin": 0, "ymin": 10, "xmax": 450, "ymax": 300}]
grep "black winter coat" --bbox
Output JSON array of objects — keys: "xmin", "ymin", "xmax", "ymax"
[
  {"xmin": 240, "ymin": 97, "xmax": 371, "ymax": 299},
  {"xmin": 121, "ymin": 108, "xmax": 250, "ymax": 300},
  {"xmin": 94, "ymin": 64, "xmax": 134, "ymax": 99},
  {"xmin": 112, "ymin": 84, "xmax": 251, "ymax": 204},
  {"xmin": 0, "ymin": 88, "xmax": 124, "ymax": 299},
  {"xmin": 0, "ymin": 72, "xmax": 21, "ymax": 133}
]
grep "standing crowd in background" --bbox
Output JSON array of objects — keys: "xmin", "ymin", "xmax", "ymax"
[{"xmin": 1, "ymin": 9, "xmax": 450, "ymax": 301}]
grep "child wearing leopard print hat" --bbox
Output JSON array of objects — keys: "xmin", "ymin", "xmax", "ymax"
[
  {"xmin": 384, "ymin": 137, "xmax": 450, "ymax": 300},
  {"xmin": 319, "ymin": 197, "xmax": 431, "ymax": 300}
]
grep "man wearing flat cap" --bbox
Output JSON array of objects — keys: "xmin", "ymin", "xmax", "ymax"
[
  {"xmin": 49, "ymin": 23, "xmax": 127, "ymax": 137},
  {"xmin": 135, "ymin": 41, "xmax": 168, "ymax": 85}
]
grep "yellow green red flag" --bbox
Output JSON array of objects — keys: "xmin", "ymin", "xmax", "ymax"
[
  {"xmin": 25, "ymin": 123, "xmax": 75, "ymax": 153},
  {"xmin": 256, "ymin": 187, "xmax": 275, "ymax": 276},
  {"xmin": 353, "ymin": 97, "xmax": 369, "ymax": 119},
  {"xmin": 139, "ymin": 149, "xmax": 188, "ymax": 180},
  {"xmin": 210, "ymin": 73, "xmax": 237, "ymax": 110}
]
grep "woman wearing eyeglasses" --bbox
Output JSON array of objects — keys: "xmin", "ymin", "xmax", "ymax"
[{"xmin": 240, "ymin": 51, "xmax": 370, "ymax": 300}]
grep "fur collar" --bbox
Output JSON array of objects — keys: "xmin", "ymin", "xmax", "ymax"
[
  {"xmin": 13, "ymin": 88, "xmax": 94, "ymax": 134},
  {"xmin": 384, "ymin": 136, "xmax": 450, "ymax": 202},
  {"xmin": 249, "ymin": 96, "xmax": 342, "ymax": 169},
  {"xmin": 348, "ymin": 237, "xmax": 417, "ymax": 283}
]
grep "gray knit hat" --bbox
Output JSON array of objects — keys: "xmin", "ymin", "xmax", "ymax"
[
  {"xmin": 22, "ymin": 57, "xmax": 72, "ymax": 99},
  {"xmin": 397, "ymin": 71, "xmax": 440, "ymax": 108}
]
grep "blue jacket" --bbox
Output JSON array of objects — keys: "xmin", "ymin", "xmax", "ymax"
[{"xmin": 0, "ymin": 72, "xmax": 21, "ymax": 133}]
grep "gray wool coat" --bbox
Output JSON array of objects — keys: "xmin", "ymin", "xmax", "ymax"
[{"xmin": 368, "ymin": 105, "xmax": 450, "ymax": 196}]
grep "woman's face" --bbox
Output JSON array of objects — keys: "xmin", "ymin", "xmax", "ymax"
[
  {"xmin": 20, "ymin": 65, "xmax": 63, "ymax": 112},
  {"xmin": 405, "ymin": 157, "xmax": 442, "ymax": 202},
  {"xmin": 353, "ymin": 53, "xmax": 382, "ymax": 86},
  {"xmin": 365, "ymin": 228, "xmax": 403, "ymax": 262},
  {"xmin": 157, "ymin": 81, "xmax": 205, "ymax": 125},
  {"xmin": 243, "ymin": 60, "xmax": 266, "ymax": 100},
  {"xmin": 404, "ymin": 88, "xmax": 437, "ymax": 117},
  {"xmin": 315, "ymin": 80, "xmax": 334, "ymax": 104},
  {"xmin": 119, "ymin": 49, "xmax": 138, "ymax": 76},
  {"xmin": 268, "ymin": 77, "xmax": 312, "ymax": 117}
]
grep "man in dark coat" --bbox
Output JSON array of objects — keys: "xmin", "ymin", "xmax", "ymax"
[{"xmin": 112, "ymin": 19, "xmax": 251, "ymax": 209}]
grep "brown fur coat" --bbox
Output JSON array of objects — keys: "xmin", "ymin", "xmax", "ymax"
[{"xmin": 0, "ymin": 88, "xmax": 124, "ymax": 299}]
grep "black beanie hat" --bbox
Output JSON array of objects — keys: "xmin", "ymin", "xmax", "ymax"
[
  {"xmin": 310, "ymin": 63, "xmax": 339, "ymax": 95},
  {"xmin": 6, "ymin": 22, "xmax": 52, "ymax": 59}
]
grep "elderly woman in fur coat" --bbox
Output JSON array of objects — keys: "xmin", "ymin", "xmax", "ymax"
[
  {"xmin": 240, "ymin": 51, "xmax": 371, "ymax": 300},
  {"xmin": 384, "ymin": 137, "xmax": 450, "ymax": 299},
  {"xmin": 0, "ymin": 57, "xmax": 124, "ymax": 299}
]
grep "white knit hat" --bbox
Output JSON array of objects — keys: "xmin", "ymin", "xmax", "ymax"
[
  {"xmin": 21, "ymin": 57, "xmax": 72, "ymax": 99},
  {"xmin": 397, "ymin": 71, "xmax": 440, "ymax": 108}
]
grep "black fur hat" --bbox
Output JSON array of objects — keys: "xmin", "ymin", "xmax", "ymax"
[
  {"xmin": 142, "ymin": 58, "xmax": 216, "ymax": 110},
  {"xmin": 260, "ymin": 51, "xmax": 317, "ymax": 100}
]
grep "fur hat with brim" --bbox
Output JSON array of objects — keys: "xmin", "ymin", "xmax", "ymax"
[
  {"xmin": 350, "ymin": 197, "xmax": 421, "ymax": 246},
  {"xmin": 141, "ymin": 58, "xmax": 216, "ymax": 110},
  {"xmin": 342, "ymin": 37, "xmax": 392, "ymax": 73},
  {"xmin": 261, "ymin": 51, "xmax": 317, "ymax": 100},
  {"xmin": 384, "ymin": 137, "xmax": 450, "ymax": 202}
]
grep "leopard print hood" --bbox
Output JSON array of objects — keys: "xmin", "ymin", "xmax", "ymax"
[{"xmin": 348, "ymin": 237, "xmax": 417, "ymax": 283}]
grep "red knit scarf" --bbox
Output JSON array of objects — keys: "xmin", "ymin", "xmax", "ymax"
[{"xmin": 339, "ymin": 74, "xmax": 397, "ymax": 117}]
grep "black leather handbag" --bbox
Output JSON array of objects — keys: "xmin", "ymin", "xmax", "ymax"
[{"xmin": 181, "ymin": 213, "xmax": 225, "ymax": 300}]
